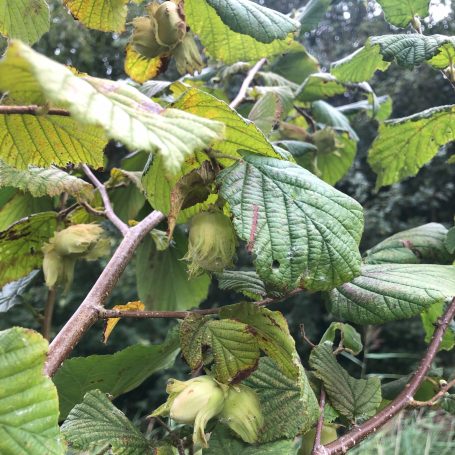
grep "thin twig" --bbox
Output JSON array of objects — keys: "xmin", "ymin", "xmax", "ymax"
[
  {"xmin": 229, "ymin": 58, "xmax": 267, "ymax": 109},
  {"xmin": 410, "ymin": 377, "xmax": 455, "ymax": 407},
  {"xmin": 45, "ymin": 210, "xmax": 165, "ymax": 376},
  {"xmin": 314, "ymin": 297, "xmax": 455, "ymax": 455},
  {"xmin": 98, "ymin": 288, "xmax": 305, "ymax": 320},
  {"xmin": 42, "ymin": 287, "xmax": 57, "ymax": 340},
  {"xmin": 80, "ymin": 201, "xmax": 106, "ymax": 217},
  {"xmin": 312, "ymin": 388, "xmax": 326, "ymax": 454},
  {"xmin": 81, "ymin": 164, "xmax": 129, "ymax": 236},
  {"xmin": 0, "ymin": 105, "xmax": 71, "ymax": 116}
]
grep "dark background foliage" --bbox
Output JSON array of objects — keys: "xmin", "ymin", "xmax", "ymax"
[{"xmin": 1, "ymin": 0, "xmax": 454, "ymax": 422}]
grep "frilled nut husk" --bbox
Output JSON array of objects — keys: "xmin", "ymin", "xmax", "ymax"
[
  {"xmin": 132, "ymin": 16, "xmax": 167, "ymax": 59},
  {"xmin": 151, "ymin": 376, "xmax": 227, "ymax": 448},
  {"xmin": 184, "ymin": 211, "xmax": 237, "ymax": 276},
  {"xmin": 172, "ymin": 32, "xmax": 203, "ymax": 75},
  {"xmin": 152, "ymin": 1, "xmax": 186, "ymax": 48},
  {"xmin": 42, "ymin": 224, "xmax": 110, "ymax": 290},
  {"xmin": 312, "ymin": 127, "xmax": 339, "ymax": 155},
  {"xmin": 219, "ymin": 384, "xmax": 263, "ymax": 444}
]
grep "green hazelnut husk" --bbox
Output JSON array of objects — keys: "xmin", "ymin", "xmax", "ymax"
[
  {"xmin": 172, "ymin": 32, "xmax": 203, "ymax": 75},
  {"xmin": 152, "ymin": 1, "xmax": 186, "ymax": 48},
  {"xmin": 131, "ymin": 16, "xmax": 167, "ymax": 59}
]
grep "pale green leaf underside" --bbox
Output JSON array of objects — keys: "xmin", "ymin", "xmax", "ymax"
[
  {"xmin": 0, "ymin": 161, "xmax": 93, "ymax": 201},
  {"xmin": 217, "ymin": 269, "xmax": 268, "ymax": 298},
  {"xmin": 0, "ymin": 0, "xmax": 49, "ymax": 44},
  {"xmin": 328, "ymin": 264, "xmax": 455, "ymax": 324},
  {"xmin": 0, "ymin": 41, "xmax": 224, "ymax": 174},
  {"xmin": 206, "ymin": 0, "xmax": 298, "ymax": 44},
  {"xmin": 377, "ymin": 0, "xmax": 430, "ymax": 27},
  {"xmin": 0, "ymin": 113, "xmax": 107, "ymax": 169},
  {"xmin": 185, "ymin": 0, "xmax": 302, "ymax": 64},
  {"xmin": 310, "ymin": 343, "xmax": 381, "ymax": 421},
  {"xmin": 296, "ymin": 73, "xmax": 346, "ymax": 102},
  {"xmin": 0, "ymin": 211, "xmax": 57, "ymax": 288},
  {"xmin": 64, "ymin": 0, "xmax": 128, "ymax": 32},
  {"xmin": 0, "ymin": 327, "xmax": 63, "ymax": 455},
  {"xmin": 364, "ymin": 223, "xmax": 453, "ymax": 265},
  {"xmin": 218, "ymin": 153, "xmax": 364, "ymax": 292},
  {"xmin": 421, "ymin": 301, "xmax": 455, "ymax": 351},
  {"xmin": 53, "ymin": 331, "xmax": 180, "ymax": 420},
  {"xmin": 332, "ymin": 34, "xmax": 453, "ymax": 82},
  {"xmin": 244, "ymin": 357, "xmax": 318, "ymax": 443},
  {"xmin": 61, "ymin": 390, "xmax": 152, "ymax": 454},
  {"xmin": 368, "ymin": 105, "xmax": 455, "ymax": 188}
]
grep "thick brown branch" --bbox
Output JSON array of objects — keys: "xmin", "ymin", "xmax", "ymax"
[
  {"xmin": 45, "ymin": 210, "xmax": 165, "ymax": 377},
  {"xmin": 81, "ymin": 164, "xmax": 129, "ymax": 236},
  {"xmin": 229, "ymin": 58, "xmax": 267, "ymax": 109},
  {"xmin": 315, "ymin": 297, "xmax": 455, "ymax": 455},
  {"xmin": 98, "ymin": 287, "xmax": 305, "ymax": 320},
  {"xmin": 0, "ymin": 105, "xmax": 71, "ymax": 116}
]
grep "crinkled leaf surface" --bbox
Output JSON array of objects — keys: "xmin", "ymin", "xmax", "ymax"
[
  {"xmin": 204, "ymin": 425, "xmax": 297, "ymax": 454},
  {"xmin": 421, "ymin": 300, "xmax": 455, "ymax": 351},
  {"xmin": 184, "ymin": 0, "xmax": 301, "ymax": 64},
  {"xmin": 328, "ymin": 264, "xmax": 455, "ymax": 324},
  {"xmin": 244, "ymin": 357, "xmax": 318, "ymax": 443},
  {"xmin": 53, "ymin": 330, "xmax": 180, "ymax": 419},
  {"xmin": 218, "ymin": 153, "xmax": 364, "ymax": 291},
  {"xmin": 332, "ymin": 34, "xmax": 450, "ymax": 82},
  {"xmin": 217, "ymin": 269, "xmax": 268, "ymax": 298},
  {"xmin": 64, "ymin": 0, "xmax": 128, "ymax": 32},
  {"xmin": 0, "ymin": 113, "xmax": 107, "ymax": 170},
  {"xmin": 0, "ymin": 41, "xmax": 224, "ymax": 174},
  {"xmin": 0, "ymin": 212, "xmax": 57, "ymax": 288},
  {"xmin": 0, "ymin": 270, "xmax": 38, "ymax": 312},
  {"xmin": 377, "ymin": 0, "xmax": 430, "ymax": 27},
  {"xmin": 0, "ymin": 0, "xmax": 49, "ymax": 44},
  {"xmin": 364, "ymin": 223, "xmax": 453, "ymax": 265},
  {"xmin": 0, "ymin": 161, "xmax": 93, "ymax": 201},
  {"xmin": 309, "ymin": 342, "xmax": 381, "ymax": 422},
  {"xmin": 206, "ymin": 0, "xmax": 298, "ymax": 44},
  {"xmin": 0, "ymin": 327, "xmax": 64, "ymax": 455},
  {"xmin": 136, "ymin": 233, "xmax": 210, "ymax": 311},
  {"xmin": 61, "ymin": 390, "xmax": 153, "ymax": 454},
  {"xmin": 124, "ymin": 44, "xmax": 165, "ymax": 83},
  {"xmin": 368, "ymin": 105, "xmax": 455, "ymax": 188}
]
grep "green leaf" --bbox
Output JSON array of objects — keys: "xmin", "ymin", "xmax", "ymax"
[
  {"xmin": 0, "ymin": 211, "xmax": 57, "ymax": 288},
  {"xmin": 296, "ymin": 0, "xmax": 332, "ymax": 34},
  {"xmin": 312, "ymin": 100, "xmax": 358, "ymax": 141},
  {"xmin": 180, "ymin": 314, "xmax": 260, "ymax": 383},
  {"xmin": 0, "ymin": 162, "xmax": 93, "ymax": 201},
  {"xmin": 364, "ymin": 223, "xmax": 453, "ymax": 265},
  {"xmin": 446, "ymin": 226, "xmax": 455, "ymax": 254},
  {"xmin": 328, "ymin": 264, "xmax": 455, "ymax": 324},
  {"xmin": 0, "ymin": 112, "xmax": 107, "ymax": 170},
  {"xmin": 61, "ymin": 389, "xmax": 153, "ymax": 454},
  {"xmin": 206, "ymin": 0, "xmax": 299, "ymax": 44},
  {"xmin": 64, "ymin": 0, "xmax": 128, "ymax": 32},
  {"xmin": 296, "ymin": 73, "xmax": 346, "ymax": 102},
  {"xmin": 248, "ymin": 91, "xmax": 284, "ymax": 136},
  {"xmin": 0, "ymin": 327, "xmax": 64, "ymax": 455},
  {"xmin": 377, "ymin": 0, "xmax": 430, "ymax": 28},
  {"xmin": 244, "ymin": 357, "xmax": 319, "ymax": 442},
  {"xmin": 136, "ymin": 231, "xmax": 210, "ymax": 311},
  {"xmin": 0, "ymin": 0, "xmax": 50, "ymax": 44},
  {"xmin": 310, "ymin": 343, "xmax": 381, "ymax": 422},
  {"xmin": 0, "ymin": 270, "xmax": 38, "ymax": 312},
  {"xmin": 271, "ymin": 49, "xmax": 320, "ymax": 84},
  {"xmin": 217, "ymin": 269, "xmax": 268, "ymax": 298},
  {"xmin": 218, "ymin": 153, "xmax": 364, "ymax": 292},
  {"xmin": 320, "ymin": 322, "xmax": 363, "ymax": 355},
  {"xmin": 0, "ymin": 41, "xmax": 224, "ymax": 174},
  {"xmin": 53, "ymin": 331, "xmax": 180, "ymax": 419},
  {"xmin": 441, "ymin": 394, "xmax": 455, "ymax": 415},
  {"xmin": 421, "ymin": 300, "xmax": 455, "ymax": 351},
  {"xmin": 204, "ymin": 425, "xmax": 297, "ymax": 454},
  {"xmin": 220, "ymin": 303, "xmax": 301, "ymax": 380},
  {"xmin": 428, "ymin": 38, "xmax": 455, "ymax": 69},
  {"xmin": 368, "ymin": 105, "xmax": 455, "ymax": 188},
  {"xmin": 332, "ymin": 34, "xmax": 451, "ymax": 82},
  {"xmin": 184, "ymin": 0, "xmax": 302, "ymax": 64}
]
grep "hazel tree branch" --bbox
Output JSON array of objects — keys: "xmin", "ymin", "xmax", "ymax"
[
  {"xmin": 312, "ymin": 388, "xmax": 326, "ymax": 454},
  {"xmin": 45, "ymin": 210, "xmax": 165, "ymax": 377},
  {"xmin": 0, "ymin": 105, "xmax": 71, "ymax": 116},
  {"xmin": 229, "ymin": 58, "xmax": 267, "ymax": 109},
  {"xmin": 409, "ymin": 377, "xmax": 455, "ymax": 408},
  {"xmin": 81, "ymin": 164, "xmax": 129, "ymax": 236},
  {"xmin": 314, "ymin": 297, "xmax": 455, "ymax": 455}
]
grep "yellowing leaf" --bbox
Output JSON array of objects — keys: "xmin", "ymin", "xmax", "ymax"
[
  {"xmin": 103, "ymin": 301, "xmax": 145, "ymax": 343},
  {"xmin": 0, "ymin": 0, "xmax": 50, "ymax": 44},
  {"xmin": 0, "ymin": 41, "xmax": 225, "ymax": 174},
  {"xmin": 64, "ymin": 0, "xmax": 128, "ymax": 32},
  {"xmin": 124, "ymin": 44, "xmax": 167, "ymax": 84}
]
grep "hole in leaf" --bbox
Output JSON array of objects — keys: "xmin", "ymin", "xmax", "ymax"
[{"xmin": 272, "ymin": 260, "xmax": 280, "ymax": 270}]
